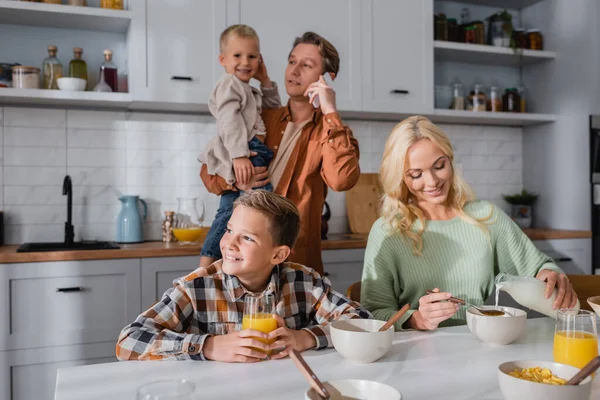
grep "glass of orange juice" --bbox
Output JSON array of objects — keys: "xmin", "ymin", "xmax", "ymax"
[
  {"xmin": 242, "ymin": 293, "xmax": 278, "ymax": 355},
  {"xmin": 553, "ymin": 309, "xmax": 598, "ymax": 370}
]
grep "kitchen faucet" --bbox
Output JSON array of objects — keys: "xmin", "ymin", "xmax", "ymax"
[{"xmin": 62, "ymin": 175, "xmax": 74, "ymax": 245}]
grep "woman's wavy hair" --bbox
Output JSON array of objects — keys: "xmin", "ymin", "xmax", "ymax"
[{"xmin": 379, "ymin": 116, "xmax": 492, "ymax": 254}]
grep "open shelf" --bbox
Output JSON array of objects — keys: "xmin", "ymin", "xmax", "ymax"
[
  {"xmin": 434, "ymin": 41, "xmax": 556, "ymax": 66},
  {"xmin": 0, "ymin": 0, "xmax": 132, "ymax": 33},
  {"xmin": 0, "ymin": 88, "xmax": 132, "ymax": 108},
  {"xmin": 432, "ymin": 109, "xmax": 555, "ymax": 126},
  {"xmin": 435, "ymin": 0, "xmax": 543, "ymax": 11}
]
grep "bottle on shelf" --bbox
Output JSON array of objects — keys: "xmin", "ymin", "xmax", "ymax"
[
  {"xmin": 99, "ymin": 49, "xmax": 118, "ymax": 92},
  {"xmin": 69, "ymin": 47, "xmax": 88, "ymax": 90},
  {"xmin": 42, "ymin": 45, "xmax": 63, "ymax": 90}
]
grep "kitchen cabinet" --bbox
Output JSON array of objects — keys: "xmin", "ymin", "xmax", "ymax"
[
  {"xmin": 360, "ymin": 0, "xmax": 434, "ymax": 114},
  {"xmin": 0, "ymin": 342, "xmax": 115, "ymax": 400},
  {"xmin": 141, "ymin": 256, "xmax": 200, "ymax": 309},
  {"xmin": 231, "ymin": 0, "xmax": 362, "ymax": 111},
  {"xmin": 533, "ymin": 238, "xmax": 592, "ymax": 275},
  {"xmin": 131, "ymin": 0, "xmax": 228, "ymax": 106},
  {"xmin": 0, "ymin": 259, "xmax": 141, "ymax": 351},
  {"xmin": 322, "ymin": 249, "xmax": 365, "ymax": 295}
]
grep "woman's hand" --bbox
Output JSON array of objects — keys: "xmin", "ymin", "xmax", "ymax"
[
  {"xmin": 535, "ymin": 269, "xmax": 578, "ymax": 310},
  {"xmin": 303, "ymin": 75, "xmax": 337, "ymax": 114},
  {"xmin": 266, "ymin": 315, "xmax": 316, "ymax": 360},
  {"xmin": 408, "ymin": 288, "xmax": 459, "ymax": 331},
  {"xmin": 254, "ymin": 53, "xmax": 272, "ymax": 88},
  {"xmin": 203, "ymin": 329, "xmax": 270, "ymax": 363}
]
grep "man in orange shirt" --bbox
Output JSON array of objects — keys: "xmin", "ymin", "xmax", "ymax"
[{"xmin": 200, "ymin": 32, "xmax": 360, "ymax": 274}]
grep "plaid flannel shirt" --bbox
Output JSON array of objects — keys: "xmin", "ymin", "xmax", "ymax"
[{"xmin": 116, "ymin": 260, "xmax": 371, "ymax": 360}]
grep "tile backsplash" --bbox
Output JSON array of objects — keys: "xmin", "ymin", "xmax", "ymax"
[{"xmin": 0, "ymin": 107, "xmax": 522, "ymax": 245}]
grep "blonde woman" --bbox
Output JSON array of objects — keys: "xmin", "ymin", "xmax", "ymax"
[{"xmin": 361, "ymin": 116, "xmax": 578, "ymax": 331}]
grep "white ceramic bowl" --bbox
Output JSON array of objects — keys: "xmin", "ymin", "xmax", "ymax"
[
  {"xmin": 498, "ymin": 360, "xmax": 592, "ymax": 400},
  {"xmin": 330, "ymin": 319, "xmax": 393, "ymax": 363},
  {"xmin": 466, "ymin": 306, "xmax": 526, "ymax": 345},
  {"xmin": 305, "ymin": 379, "xmax": 401, "ymax": 400},
  {"xmin": 587, "ymin": 296, "xmax": 600, "ymax": 318},
  {"xmin": 57, "ymin": 77, "xmax": 86, "ymax": 91}
]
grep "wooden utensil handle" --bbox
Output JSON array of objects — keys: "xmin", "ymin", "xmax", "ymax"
[
  {"xmin": 567, "ymin": 356, "xmax": 600, "ymax": 385},
  {"xmin": 425, "ymin": 290, "xmax": 466, "ymax": 305},
  {"xmin": 289, "ymin": 349, "xmax": 330, "ymax": 399},
  {"xmin": 379, "ymin": 303, "xmax": 411, "ymax": 332}
]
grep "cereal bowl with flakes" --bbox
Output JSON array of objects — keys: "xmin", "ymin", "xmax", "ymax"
[{"xmin": 498, "ymin": 360, "xmax": 592, "ymax": 400}]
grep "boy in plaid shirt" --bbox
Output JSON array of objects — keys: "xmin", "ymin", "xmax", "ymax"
[{"xmin": 116, "ymin": 190, "xmax": 370, "ymax": 362}]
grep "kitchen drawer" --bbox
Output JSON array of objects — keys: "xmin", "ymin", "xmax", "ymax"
[
  {"xmin": 141, "ymin": 256, "xmax": 200, "ymax": 309},
  {"xmin": 0, "ymin": 259, "xmax": 141, "ymax": 351}
]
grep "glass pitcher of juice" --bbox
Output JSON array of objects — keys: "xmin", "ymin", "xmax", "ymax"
[
  {"xmin": 553, "ymin": 309, "xmax": 598, "ymax": 369},
  {"xmin": 242, "ymin": 293, "xmax": 277, "ymax": 355},
  {"xmin": 495, "ymin": 272, "xmax": 580, "ymax": 318}
]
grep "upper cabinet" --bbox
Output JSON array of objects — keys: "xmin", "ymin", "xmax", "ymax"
[
  {"xmin": 230, "ymin": 0, "xmax": 363, "ymax": 112},
  {"xmin": 360, "ymin": 0, "xmax": 434, "ymax": 114},
  {"xmin": 131, "ymin": 0, "xmax": 228, "ymax": 107}
]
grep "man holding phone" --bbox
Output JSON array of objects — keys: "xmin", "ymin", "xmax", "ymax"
[{"xmin": 200, "ymin": 31, "xmax": 360, "ymax": 275}]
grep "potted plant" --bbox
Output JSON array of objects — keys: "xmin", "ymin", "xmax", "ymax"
[
  {"xmin": 487, "ymin": 10, "xmax": 515, "ymax": 49},
  {"xmin": 502, "ymin": 189, "xmax": 538, "ymax": 229}
]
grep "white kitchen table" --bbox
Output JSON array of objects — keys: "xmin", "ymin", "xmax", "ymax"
[{"xmin": 55, "ymin": 318, "xmax": 600, "ymax": 400}]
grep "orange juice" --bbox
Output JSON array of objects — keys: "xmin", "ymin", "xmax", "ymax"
[
  {"xmin": 242, "ymin": 313, "xmax": 278, "ymax": 355},
  {"xmin": 553, "ymin": 330, "xmax": 599, "ymax": 369}
]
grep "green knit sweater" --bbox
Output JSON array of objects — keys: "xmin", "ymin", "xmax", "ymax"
[{"xmin": 361, "ymin": 200, "xmax": 562, "ymax": 330}]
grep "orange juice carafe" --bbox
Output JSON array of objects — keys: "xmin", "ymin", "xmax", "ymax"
[
  {"xmin": 243, "ymin": 293, "xmax": 277, "ymax": 355},
  {"xmin": 553, "ymin": 309, "xmax": 598, "ymax": 370}
]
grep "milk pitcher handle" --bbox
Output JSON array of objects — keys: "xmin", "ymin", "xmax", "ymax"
[{"xmin": 138, "ymin": 198, "xmax": 148, "ymax": 221}]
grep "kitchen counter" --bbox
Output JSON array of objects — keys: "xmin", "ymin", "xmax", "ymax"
[{"xmin": 0, "ymin": 229, "xmax": 590, "ymax": 264}]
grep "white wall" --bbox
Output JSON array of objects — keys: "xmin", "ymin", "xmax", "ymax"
[{"xmin": 0, "ymin": 106, "xmax": 523, "ymax": 244}]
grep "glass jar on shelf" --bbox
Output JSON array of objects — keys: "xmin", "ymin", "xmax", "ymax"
[
  {"xmin": 42, "ymin": 45, "xmax": 63, "ymax": 90},
  {"xmin": 468, "ymin": 84, "xmax": 487, "ymax": 112},
  {"xmin": 502, "ymin": 88, "xmax": 521, "ymax": 113},
  {"xmin": 434, "ymin": 14, "xmax": 448, "ymax": 41},
  {"xmin": 527, "ymin": 29, "xmax": 544, "ymax": 50},
  {"xmin": 12, "ymin": 66, "xmax": 40, "ymax": 89},
  {"xmin": 447, "ymin": 18, "xmax": 459, "ymax": 42},
  {"xmin": 488, "ymin": 86, "xmax": 502, "ymax": 112},
  {"xmin": 69, "ymin": 47, "xmax": 88, "ymax": 89},
  {"xmin": 450, "ymin": 81, "xmax": 466, "ymax": 110},
  {"xmin": 512, "ymin": 28, "xmax": 528, "ymax": 49},
  {"xmin": 99, "ymin": 49, "xmax": 118, "ymax": 92},
  {"xmin": 100, "ymin": 0, "xmax": 123, "ymax": 10}
]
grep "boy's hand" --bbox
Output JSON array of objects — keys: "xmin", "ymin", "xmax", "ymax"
[
  {"xmin": 267, "ymin": 314, "xmax": 317, "ymax": 360},
  {"xmin": 203, "ymin": 329, "xmax": 270, "ymax": 363},
  {"xmin": 254, "ymin": 53, "xmax": 272, "ymax": 88},
  {"xmin": 233, "ymin": 157, "xmax": 254, "ymax": 185}
]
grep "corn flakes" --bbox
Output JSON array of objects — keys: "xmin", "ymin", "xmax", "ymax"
[{"xmin": 508, "ymin": 367, "xmax": 567, "ymax": 385}]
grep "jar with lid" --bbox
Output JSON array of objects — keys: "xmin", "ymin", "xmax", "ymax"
[
  {"xmin": 162, "ymin": 211, "xmax": 177, "ymax": 243},
  {"xmin": 488, "ymin": 86, "xmax": 502, "ymax": 112},
  {"xmin": 12, "ymin": 66, "xmax": 40, "ymax": 89},
  {"xmin": 502, "ymin": 88, "xmax": 521, "ymax": 113},
  {"xmin": 447, "ymin": 18, "xmax": 459, "ymax": 42},
  {"xmin": 450, "ymin": 81, "xmax": 466, "ymax": 110},
  {"xmin": 468, "ymin": 84, "xmax": 487, "ymax": 112},
  {"xmin": 99, "ymin": 49, "xmax": 118, "ymax": 92},
  {"xmin": 464, "ymin": 26, "xmax": 476, "ymax": 44},
  {"xmin": 527, "ymin": 29, "xmax": 544, "ymax": 50},
  {"xmin": 434, "ymin": 14, "xmax": 448, "ymax": 41},
  {"xmin": 512, "ymin": 28, "xmax": 528, "ymax": 49},
  {"xmin": 42, "ymin": 45, "xmax": 63, "ymax": 90},
  {"xmin": 69, "ymin": 47, "xmax": 88, "ymax": 89},
  {"xmin": 100, "ymin": 0, "xmax": 123, "ymax": 10}
]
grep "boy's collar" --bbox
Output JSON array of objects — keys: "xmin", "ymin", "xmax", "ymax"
[{"xmin": 228, "ymin": 264, "xmax": 282, "ymax": 302}]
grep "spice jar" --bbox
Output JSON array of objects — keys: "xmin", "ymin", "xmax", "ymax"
[
  {"xmin": 502, "ymin": 88, "xmax": 521, "ymax": 113},
  {"xmin": 162, "ymin": 211, "xmax": 177, "ymax": 243},
  {"xmin": 451, "ymin": 82, "xmax": 466, "ymax": 110},
  {"xmin": 12, "ymin": 66, "xmax": 40, "ymax": 89},
  {"xmin": 527, "ymin": 29, "xmax": 544, "ymax": 50},
  {"xmin": 488, "ymin": 86, "xmax": 502, "ymax": 112},
  {"xmin": 464, "ymin": 26, "xmax": 476, "ymax": 44},
  {"xmin": 435, "ymin": 14, "xmax": 448, "ymax": 41},
  {"xmin": 512, "ymin": 28, "xmax": 528, "ymax": 49},
  {"xmin": 447, "ymin": 18, "xmax": 459, "ymax": 42},
  {"xmin": 468, "ymin": 84, "xmax": 487, "ymax": 112}
]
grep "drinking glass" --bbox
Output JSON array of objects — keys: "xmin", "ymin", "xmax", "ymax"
[
  {"xmin": 136, "ymin": 379, "xmax": 195, "ymax": 400},
  {"xmin": 553, "ymin": 309, "xmax": 598, "ymax": 369},
  {"xmin": 242, "ymin": 293, "xmax": 278, "ymax": 355}
]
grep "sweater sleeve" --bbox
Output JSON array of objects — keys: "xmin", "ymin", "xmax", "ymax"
[
  {"xmin": 213, "ymin": 76, "xmax": 250, "ymax": 159},
  {"xmin": 360, "ymin": 220, "xmax": 415, "ymax": 331},
  {"xmin": 492, "ymin": 206, "xmax": 564, "ymax": 277}
]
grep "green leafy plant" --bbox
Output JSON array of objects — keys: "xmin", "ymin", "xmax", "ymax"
[
  {"xmin": 502, "ymin": 189, "xmax": 538, "ymax": 206},
  {"xmin": 487, "ymin": 9, "xmax": 518, "ymax": 52}
]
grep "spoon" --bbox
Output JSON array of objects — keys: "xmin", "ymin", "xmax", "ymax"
[
  {"xmin": 425, "ymin": 290, "xmax": 506, "ymax": 316},
  {"xmin": 379, "ymin": 303, "xmax": 411, "ymax": 332},
  {"xmin": 566, "ymin": 356, "xmax": 600, "ymax": 385},
  {"xmin": 289, "ymin": 348, "xmax": 330, "ymax": 399}
]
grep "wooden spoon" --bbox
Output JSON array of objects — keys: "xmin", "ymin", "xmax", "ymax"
[
  {"xmin": 566, "ymin": 356, "xmax": 600, "ymax": 385},
  {"xmin": 379, "ymin": 303, "xmax": 411, "ymax": 332},
  {"xmin": 289, "ymin": 348, "xmax": 330, "ymax": 399}
]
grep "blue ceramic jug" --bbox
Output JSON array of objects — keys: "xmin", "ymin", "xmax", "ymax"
[{"xmin": 116, "ymin": 195, "xmax": 147, "ymax": 243}]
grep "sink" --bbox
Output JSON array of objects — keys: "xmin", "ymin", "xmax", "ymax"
[{"xmin": 16, "ymin": 241, "xmax": 120, "ymax": 253}]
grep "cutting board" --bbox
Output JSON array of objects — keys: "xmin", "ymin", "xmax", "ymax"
[{"xmin": 346, "ymin": 173, "xmax": 383, "ymax": 233}]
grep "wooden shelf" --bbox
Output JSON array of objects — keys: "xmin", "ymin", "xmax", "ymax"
[
  {"xmin": 0, "ymin": 88, "xmax": 132, "ymax": 109},
  {"xmin": 435, "ymin": 0, "xmax": 543, "ymax": 11},
  {"xmin": 432, "ymin": 109, "xmax": 555, "ymax": 126},
  {"xmin": 434, "ymin": 41, "xmax": 556, "ymax": 66},
  {"xmin": 0, "ymin": 0, "xmax": 132, "ymax": 33}
]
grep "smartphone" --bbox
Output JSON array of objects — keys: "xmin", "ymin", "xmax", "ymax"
[{"xmin": 310, "ymin": 73, "xmax": 334, "ymax": 108}]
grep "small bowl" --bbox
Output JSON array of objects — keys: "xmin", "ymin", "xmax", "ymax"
[
  {"xmin": 330, "ymin": 319, "xmax": 393, "ymax": 363},
  {"xmin": 172, "ymin": 227, "xmax": 208, "ymax": 242},
  {"xmin": 57, "ymin": 77, "xmax": 86, "ymax": 91},
  {"xmin": 498, "ymin": 360, "xmax": 592, "ymax": 400},
  {"xmin": 305, "ymin": 379, "xmax": 401, "ymax": 400},
  {"xmin": 466, "ymin": 306, "xmax": 526, "ymax": 345},
  {"xmin": 587, "ymin": 296, "xmax": 600, "ymax": 318}
]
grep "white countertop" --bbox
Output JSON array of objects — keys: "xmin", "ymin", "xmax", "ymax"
[{"xmin": 55, "ymin": 318, "xmax": 600, "ymax": 400}]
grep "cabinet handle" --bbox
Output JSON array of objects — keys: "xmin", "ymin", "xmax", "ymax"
[
  {"xmin": 171, "ymin": 76, "xmax": 193, "ymax": 81},
  {"xmin": 390, "ymin": 89, "xmax": 409, "ymax": 94},
  {"xmin": 555, "ymin": 257, "xmax": 573, "ymax": 262},
  {"xmin": 56, "ymin": 286, "xmax": 84, "ymax": 293}
]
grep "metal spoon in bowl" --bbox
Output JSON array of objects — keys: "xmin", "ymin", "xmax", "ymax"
[
  {"xmin": 425, "ymin": 290, "xmax": 507, "ymax": 316},
  {"xmin": 566, "ymin": 356, "xmax": 600, "ymax": 385}
]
